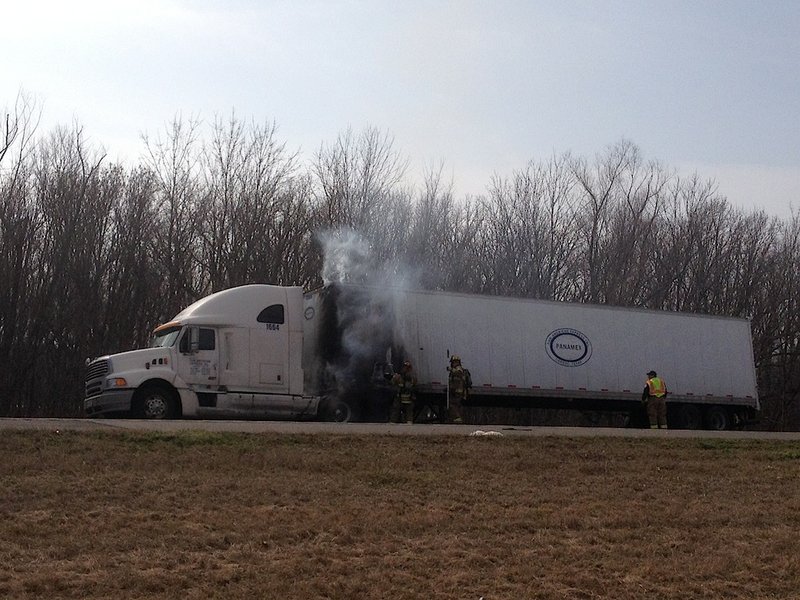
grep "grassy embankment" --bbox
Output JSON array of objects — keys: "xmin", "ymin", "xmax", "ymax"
[{"xmin": 1, "ymin": 430, "xmax": 798, "ymax": 599}]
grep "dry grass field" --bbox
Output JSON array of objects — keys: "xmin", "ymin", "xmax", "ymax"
[{"xmin": 1, "ymin": 430, "xmax": 798, "ymax": 599}]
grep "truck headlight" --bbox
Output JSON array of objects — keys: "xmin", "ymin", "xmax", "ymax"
[{"xmin": 107, "ymin": 377, "xmax": 127, "ymax": 388}]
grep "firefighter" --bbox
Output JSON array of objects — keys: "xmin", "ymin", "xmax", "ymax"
[
  {"xmin": 642, "ymin": 370, "xmax": 668, "ymax": 429},
  {"xmin": 447, "ymin": 355, "xmax": 470, "ymax": 424},
  {"xmin": 391, "ymin": 361, "xmax": 417, "ymax": 424}
]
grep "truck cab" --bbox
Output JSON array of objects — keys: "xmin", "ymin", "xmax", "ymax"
[{"xmin": 85, "ymin": 285, "xmax": 320, "ymax": 420}]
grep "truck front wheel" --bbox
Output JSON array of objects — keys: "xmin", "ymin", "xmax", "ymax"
[{"xmin": 134, "ymin": 385, "xmax": 179, "ymax": 419}]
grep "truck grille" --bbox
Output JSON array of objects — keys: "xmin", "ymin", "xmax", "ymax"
[{"xmin": 85, "ymin": 358, "xmax": 109, "ymax": 398}]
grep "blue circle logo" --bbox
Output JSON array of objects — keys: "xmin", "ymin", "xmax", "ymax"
[{"xmin": 546, "ymin": 329, "xmax": 592, "ymax": 367}]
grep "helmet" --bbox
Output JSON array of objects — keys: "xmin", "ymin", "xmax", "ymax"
[
  {"xmin": 450, "ymin": 355, "xmax": 461, "ymax": 364},
  {"xmin": 647, "ymin": 370, "xmax": 657, "ymax": 377},
  {"xmin": 402, "ymin": 360, "xmax": 412, "ymax": 369}
]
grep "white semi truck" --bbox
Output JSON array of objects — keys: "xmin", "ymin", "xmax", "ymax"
[{"xmin": 84, "ymin": 283, "xmax": 759, "ymax": 430}]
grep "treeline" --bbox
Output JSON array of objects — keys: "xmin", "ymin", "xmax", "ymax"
[{"xmin": 1, "ymin": 103, "xmax": 798, "ymax": 428}]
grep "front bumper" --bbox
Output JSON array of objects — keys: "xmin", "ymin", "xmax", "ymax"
[{"xmin": 84, "ymin": 389, "xmax": 135, "ymax": 416}]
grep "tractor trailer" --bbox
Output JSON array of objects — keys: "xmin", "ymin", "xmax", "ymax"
[{"xmin": 84, "ymin": 283, "xmax": 759, "ymax": 430}]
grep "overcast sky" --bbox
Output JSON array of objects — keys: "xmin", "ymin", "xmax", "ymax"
[{"xmin": 3, "ymin": 0, "xmax": 798, "ymax": 217}]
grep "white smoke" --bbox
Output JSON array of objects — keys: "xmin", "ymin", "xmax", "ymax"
[
  {"xmin": 318, "ymin": 228, "xmax": 419, "ymax": 290},
  {"xmin": 316, "ymin": 228, "xmax": 421, "ymax": 408},
  {"xmin": 320, "ymin": 229, "xmax": 374, "ymax": 286}
]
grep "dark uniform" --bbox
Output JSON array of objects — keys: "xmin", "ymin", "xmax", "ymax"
[
  {"xmin": 447, "ymin": 355, "xmax": 468, "ymax": 424},
  {"xmin": 642, "ymin": 370, "xmax": 668, "ymax": 429},
  {"xmin": 391, "ymin": 361, "xmax": 416, "ymax": 424}
]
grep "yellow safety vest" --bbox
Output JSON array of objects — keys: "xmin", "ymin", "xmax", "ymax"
[{"xmin": 647, "ymin": 377, "xmax": 666, "ymax": 397}]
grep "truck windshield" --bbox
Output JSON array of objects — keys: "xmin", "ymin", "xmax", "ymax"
[{"xmin": 151, "ymin": 327, "xmax": 181, "ymax": 348}]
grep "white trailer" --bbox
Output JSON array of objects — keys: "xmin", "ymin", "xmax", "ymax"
[
  {"xmin": 302, "ymin": 284, "xmax": 759, "ymax": 430},
  {"xmin": 85, "ymin": 283, "xmax": 759, "ymax": 430}
]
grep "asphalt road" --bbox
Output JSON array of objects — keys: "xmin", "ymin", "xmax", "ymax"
[{"xmin": 1, "ymin": 418, "xmax": 799, "ymax": 440}]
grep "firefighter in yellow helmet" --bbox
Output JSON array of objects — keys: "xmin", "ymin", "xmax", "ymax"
[
  {"xmin": 447, "ymin": 355, "xmax": 470, "ymax": 424},
  {"xmin": 642, "ymin": 370, "xmax": 668, "ymax": 429},
  {"xmin": 390, "ymin": 360, "xmax": 417, "ymax": 424}
]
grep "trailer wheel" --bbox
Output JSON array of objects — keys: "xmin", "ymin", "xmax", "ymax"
[
  {"xmin": 134, "ymin": 385, "xmax": 179, "ymax": 419},
  {"xmin": 705, "ymin": 406, "xmax": 730, "ymax": 431},
  {"xmin": 676, "ymin": 404, "xmax": 703, "ymax": 430}
]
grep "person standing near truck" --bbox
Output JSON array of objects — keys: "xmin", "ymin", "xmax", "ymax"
[
  {"xmin": 447, "ymin": 355, "xmax": 470, "ymax": 424},
  {"xmin": 391, "ymin": 361, "xmax": 417, "ymax": 424},
  {"xmin": 642, "ymin": 370, "xmax": 668, "ymax": 429}
]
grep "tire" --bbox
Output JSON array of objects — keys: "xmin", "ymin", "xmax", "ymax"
[
  {"xmin": 614, "ymin": 412, "xmax": 632, "ymax": 428},
  {"xmin": 325, "ymin": 399, "xmax": 355, "ymax": 423},
  {"xmin": 676, "ymin": 404, "xmax": 703, "ymax": 430},
  {"xmin": 705, "ymin": 406, "xmax": 730, "ymax": 431},
  {"xmin": 134, "ymin": 386, "xmax": 179, "ymax": 419}
]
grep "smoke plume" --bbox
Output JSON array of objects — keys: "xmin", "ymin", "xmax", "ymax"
[{"xmin": 316, "ymin": 229, "xmax": 420, "ymax": 416}]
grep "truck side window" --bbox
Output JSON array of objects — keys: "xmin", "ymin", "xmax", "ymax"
[
  {"xmin": 257, "ymin": 304, "xmax": 285, "ymax": 324},
  {"xmin": 179, "ymin": 328, "xmax": 216, "ymax": 352},
  {"xmin": 198, "ymin": 328, "xmax": 215, "ymax": 350}
]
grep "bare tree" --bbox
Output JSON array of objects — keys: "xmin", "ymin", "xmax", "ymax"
[
  {"xmin": 311, "ymin": 126, "xmax": 414, "ymax": 285},
  {"xmin": 756, "ymin": 213, "xmax": 800, "ymax": 429},
  {"xmin": 571, "ymin": 141, "xmax": 635, "ymax": 302},
  {"xmin": 444, "ymin": 197, "xmax": 489, "ymax": 294},
  {"xmin": 405, "ymin": 163, "xmax": 457, "ymax": 289},
  {"xmin": 0, "ymin": 157, "xmax": 40, "ymax": 414},
  {"xmin": 0, "ymin": 90, "xmax": 41, "ymax": 168},
  {"xmin": 482, "ymin": 154, "xmax": 581, "ymax": 300},
  {"xmin": 98, "ymin": 165, "xmax": 163, "ymax": 353},
  {"xmin": 142, "ymin": 116, "xmax": 203, "ymax": 319},
  {"xmin": 199, "ymin": 114, "xmax": 307, "ymax": 290},
  {"xmin": 314, "ymin": 126, "xmax": 409, "ymax": 233},
  {"xmin": 570, "ymin": 141, "xmax": 675, "ymax": 305},
  {"xmin": 7, "ymin": 125, "xmax": 109, "ymax": 415}
]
